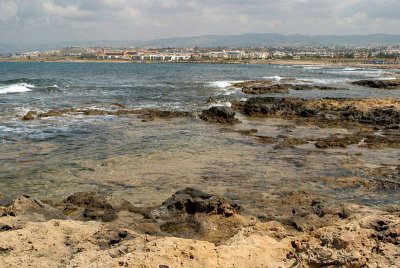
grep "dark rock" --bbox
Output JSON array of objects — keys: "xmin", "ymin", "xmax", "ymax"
[
  {"xmin": 0, "ymin": 192, "xmax": 12, "ymax": 207},
  {"xmin": 293, "ymin": 85, "xmax": 314, "ymax": 91},
  {"xmin": 239, "ymin": 97, "xmax": 400, "ymax": 127},
  {"xmin": 205, "ymin": 97, "xmax": 219, "ymax": 103},
  {"xmin": 58, "ymin": 192, "xmax": 137, "ymax": 222},
  {"xmin": 242, "ymin": 84, "xmax": 291, "ymax": 94},
  {"xmin": 362, "ymin": 132, "xmax": 400, "ymax": 149},
  {"xmin": 236, "ymin": 129, "xmax": 258, "ymax": 135},
  {"xmin": 151, "ymin": 188, "xmax": 244, "ymax": 244},
  {"xmin": 219, "ymin": 128, "xmax": 258, "ymax": 135},
  {"xmin": 112, "ymin": 102, "xmax": 126, "ymax": 109},
  {"xmin": 82, "ymin": 110, "xmax": 109, "ymax": 116},
  {"xmin": 315, "ymin": 86, "xmax": 348, "ymax": 91},
  {"xmin": 38, "ymin": 109, "xmax": 73, "ymax": 117},
  {"xmin": 138, "ymin": 110, "xmax": 193, "ymax": 121},
  {"xmin": 22, "ymin": 111, "xmax": 37, "ymax": 121},
  {"xmin": 231, "ymin": 80, "xmax": 273, "ymax": 89},
  {"xmin": 352, "ymin": 79, "xmax": 400, "ymax": 89},
  {"xmin": 90, "ymin": 229, "xmax": 131, "ymax": 249},
  {"xmin": 278, "ymin": 138, "xmax": 307, "ymax": 147},
  {"xmin": 199, "ymin": 106, "xmax": 241, "ymax": 124},
  {"xmin": 255, "ymin": 136, "xmax": 279, "ymax": 144},
  {"xmin": 315, "ymin": 135, "xmax": 362, "ymax": 149},
  {"xmin": 155, "ymin": 187, "xmax": 240, "ymax": 217}
]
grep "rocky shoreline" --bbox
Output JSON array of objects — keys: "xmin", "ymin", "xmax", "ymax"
[
  {"xmin": 1, "ymin": 187, "xmax": 399, "ymax": 267},
  {"xmin": 3, "ymin": 77, "xmax": 400, "ymax": 267}
]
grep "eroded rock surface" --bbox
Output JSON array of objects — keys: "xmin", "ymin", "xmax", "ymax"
[
  {"xmin": 352, "ymin": 78, "xmax": 400, "ymax": 89},
  {"xmin": 0, "ymin": 189, "xmax": 398, "ymax": 267},
  {"xmin": 237, "ymin": 97, "xmax": 400, "ymax": 128},
  {"xmin": 199, "ymin": 106, "xmax": 241, "ymax": 124}
]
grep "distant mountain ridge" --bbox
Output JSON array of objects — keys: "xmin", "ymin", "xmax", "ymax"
[{"xmin": 1, "ymin": 33, "xmax": 400, "ymax": 53}]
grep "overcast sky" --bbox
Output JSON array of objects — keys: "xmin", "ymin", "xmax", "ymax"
[{"xmin": 0, "ymin": 0, "xmax": 399, "ymax": 44}]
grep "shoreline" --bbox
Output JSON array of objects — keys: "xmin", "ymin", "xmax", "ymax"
[
  {"xmin": 1, "ymin": 57, "xmax": 399, "ymax": 69},
  {"xmin": 1, "ymin": 64, "xmax": 399, "ymax": 267}
]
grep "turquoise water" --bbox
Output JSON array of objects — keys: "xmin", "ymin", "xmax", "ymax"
[{"xmin": 0, "ymin": 62, "xmax": 399, "ymax": 207}]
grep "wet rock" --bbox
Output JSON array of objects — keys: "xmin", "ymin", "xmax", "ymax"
[
  {"xmin": 57, "ymin": 192, "xmax": 137, "ymax": 222},
  {"xmin": 0, "ymin": 192, "xmax": 12, "ymax": 207},
  {"xmin": 22, "ymin": 111, "xmax": 37, "ymax": 121},
  {"xmin": 293, "ymin": 85, "xmax": 348, "ymax": 91},
  {"xmin": 82, "ymin": 110, "xmax": 109, "ymax": 116},
  {"xmin": 315, "ymin": 85, "xmax": 348, "ymax": 91},
  {"xmin": 152, "ymin": 188, "xmax": 244, "ymax": 244},
  {"xmin": 352, "ymin": 79, "xmax": 400, "ymax": 89},
  {"xmin": 231, "ymin": 80, "xmax": 273, "ymax": 89},
  {"xmin": 242, "ymin": 84, "xmax": 291, "ymax": 94},
  {"xmin": 315, "ymin": 135, "xmax": 362, "ymax": 149},
  {"xmin": 199, "ymin": 106, "xmax": 241, "ymax": 124},
  {"xmin": 255, "ymin": 136, "xmax": 279, "ymax": 144},
  {"xmin": 112, "ymin": 102, "xmax": 126, "ymax": 109},
  {"xmin": 364, "ymin": 132, "xmax": 400, "ymax": 149},
  {"xmin": 205, "ymin": 97, "xmax": 220, "ymax": 103},
  {"xmin": 292, "ymin": 85, "xmax": 314, "ymax": 91},
  {"xmin": 219, "ymin": 128, "xmax": 258, "ymax": 136},
  {"xmin": 239, "ymin": 97, "xmax": 400, "ymax": 127},
  {"xmin": 138, "ymin": 110, "xmax": 193, "ymax": 121},
  {"xmin": 278, "ymin": 138, "xmax": 307, "ymax": 147},
  {"xmin": 280, "ymin": 191, "xmax": 316, "ymax": 206},
  {"xmin": 236, "ymin": 129, "xmax": 258, "ymax": 135},
  {"xmin": 38, "ymin": 109, "xmax": 74, "ymax": 117},
  {"xmin": 155, "ymin": 188, "xmax": 240, "ymax": 218}
]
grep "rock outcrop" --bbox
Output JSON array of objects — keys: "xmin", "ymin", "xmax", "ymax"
[
  {"xmin": 0, "ymin": 189, "xmax": 398, "ymax": 267},
  {"xmin": 352, "ymin": 78, "xmax": 400, "ymax": 89},
  {"xmin": 199, "ymin": 106, "xmax": 241, "ymax": 124},
  {"xmin": 238, "ymin": 97, "xmax": 400, "ymax": 127}
]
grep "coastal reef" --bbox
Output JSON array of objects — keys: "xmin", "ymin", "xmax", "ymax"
[
  {"xmin": 1, "ymin": 188, "xmax": 399, "ymax": 267},
  {"xmin": 232, "ymin": 97, "xmax": 400, "ymax": 128},
  {"xmin": 352, "ymin": 78, "xmax": 400, "ymax": 89},
  {"xmin": 231, "ymin": 80, "xmax": 348, "ymax": 95}
]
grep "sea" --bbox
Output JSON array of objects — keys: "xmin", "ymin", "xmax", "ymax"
[{"xmin": 1, "ymin": 62, "xmax": 399, "ymax": 208}]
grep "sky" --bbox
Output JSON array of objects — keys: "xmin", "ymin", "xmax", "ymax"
[{"xmin": 0, "ymin": 0, "xmax": 399, "ymax": 44}]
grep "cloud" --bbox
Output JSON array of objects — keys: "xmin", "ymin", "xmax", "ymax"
[
  {"xmin": 42, "ymin": 1, "xmax": 92, "ymax": 19},
  {"xmin": 0, "ymin": 1, "xmax": 18, "ymax": 20},
  {"xmin": 0, "ymin": 0, "xmax": 399, "ymax": 44}
]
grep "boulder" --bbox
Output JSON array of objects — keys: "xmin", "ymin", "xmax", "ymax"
[
  {"xmin": 155, "ymin": 187, "xmax": 240, "ymax": 218},
  {"xmin": 1, "ymin": 195, "xmax": 67, "ymax": 221},
  {"xmin": 199, "ymin": 106, "xmax": 241, "ymax": 124},
  {"xmin": 57, "ymin": 192, "xmax": 137, "ymax": 222},
  {"xmin": 22, "ymin": 111, "xmax": 37, "ymax": 121}
]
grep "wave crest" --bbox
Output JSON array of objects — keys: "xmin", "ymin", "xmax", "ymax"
[{"xmin": 0, "ymin": 83, "xmax": 35, "ymax": 94}]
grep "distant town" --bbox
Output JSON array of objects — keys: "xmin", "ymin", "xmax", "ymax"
[{"xmin": 1, "ymin": 45, "xmax": 399, "ymax": 65}]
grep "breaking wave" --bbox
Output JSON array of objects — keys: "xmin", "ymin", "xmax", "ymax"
[{"xmin": 0, "ymin": 83, "xmax": 35, "ymax": 94}]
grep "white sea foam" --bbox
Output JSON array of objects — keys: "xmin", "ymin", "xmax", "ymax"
[
  {"xmin": 209, "ymin": 81, "xmax": 233, "ymax": 88},
  {"xmin": 0, "ymin": 83, "xmax": 35, "ymax": 94},
  {"xmin": 209, "ymin": 101, "xmax": 232, "ymax": 108},
  {"xmin": 208, "ymin": 80, "xmax": 246, "ymax": 89},
  {"xmin": 327, "ymin": 69, "xmax": 384, "ymax": 77},
  {"xmin": 302, "ymin": 66, "xmax": 323, "ymax": 70},
  {"xmin": 308, "ymin": 78, "xmax": 350, "ymax": 84},
  {"xmin": 263, "ymin": 76, "xmax": 282, "ymax": 81}
]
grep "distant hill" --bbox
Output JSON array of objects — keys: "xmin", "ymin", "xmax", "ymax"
[
  {"xmin": 1, "ymin": 33, "xmax": 400, "ymax": 53},
  {"xmin": 141, "ymin": 33, "xmax": 400, "ymax": 47}
]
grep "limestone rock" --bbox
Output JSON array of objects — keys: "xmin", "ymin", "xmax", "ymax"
[{"xmin": 199, "ymin": 106, "xmax": 241, "ymax": 124}]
